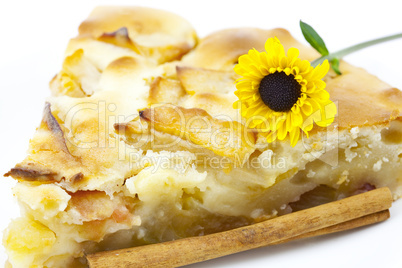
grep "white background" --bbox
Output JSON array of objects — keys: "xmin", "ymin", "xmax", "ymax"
[{"xmin": 0, "ymin": 1, "xmax": 402, "ymax": 267}]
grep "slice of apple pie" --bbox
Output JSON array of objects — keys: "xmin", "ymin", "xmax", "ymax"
[{"xmin": 3, "ymin": 6, "xmax": 402, "ymax": 268}]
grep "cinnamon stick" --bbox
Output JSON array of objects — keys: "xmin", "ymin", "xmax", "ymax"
[
  {"xmin": 272, "ymin": 209, "xmax": 389, "ymax": 245},
  {"xmin": 86, "ymin": 187, "xmax": 393, "ymax": 268}
]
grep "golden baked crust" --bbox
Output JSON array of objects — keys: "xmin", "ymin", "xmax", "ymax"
[
  {"xmin": 3, "ymin": 6, "xmax": 402, "ymax": 268},
  {"xmin": 180, "ymin": 28, "xmax": 319, "ymax": 70},
  {"xmin": 79, "ymin": 6, "xmax": 198, "ymax": 63},
  {"xmin": 326, "ymin": 62, "xmax": 401, "ymax": 128}
]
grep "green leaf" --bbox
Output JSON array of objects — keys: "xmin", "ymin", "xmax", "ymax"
[
  {"xmin": 330, "ymin": 58, "xmax": 342, "ymax": 75},
  {"xmin": 300, "ymin": 20, "xmax": 329, "ymax": 56}
]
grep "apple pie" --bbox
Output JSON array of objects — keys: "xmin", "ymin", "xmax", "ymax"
[{"xmin": 3, "ymin": 6, "xmax": 402, "ymax": 268}]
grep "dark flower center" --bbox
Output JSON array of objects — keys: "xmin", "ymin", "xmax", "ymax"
[{"xmin": 258, "ymin": 72, "xmax": 302, "ymax": 112}]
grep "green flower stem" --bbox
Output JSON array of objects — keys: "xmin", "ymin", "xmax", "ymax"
[{"xmin": 311, "ymin": 32, "xmax": 402, "ymax": 67}]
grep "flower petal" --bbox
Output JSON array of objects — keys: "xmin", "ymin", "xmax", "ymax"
[
  {"xmin": 315, "ymin": 100, "xmax": 337, "ymax": 127},
  {"xmin": 291, "ymin": 110, "xmax": 303, "ymax": 127},
  {"xmin": 314, "ymin": 79, "xmax": 326, "ymax": 90},
  {"xmin": 297, "ymin": 60, "xmax": 312, "ymax": 74},
  {"xmin": 289, "ymin": 127, "xmax": 300, "ymax": 147},
  {"xmin": 265, "ymin": 37, "xmax": 285, "ymax": 58},
  {"xmin": 266, "ymin": 131, "xmax": 277, "ymax": 143},
  {"xmin": 300, "ymin": 101, "xmax": 313, "ymax": 116},
  {"xmin": 277, "ymin": 123, "xmax": 288, "ymax": 140},
  {"xmin": 287, "ymin": 47, "xmax": 299, "ymax": 66},
  {"xmin": 310, "ymin": 60, "xmax": 330, "ymax": 80},
  {"xmin": 310, "ymin": 89, "xmax": 330, "ymax": 102}
]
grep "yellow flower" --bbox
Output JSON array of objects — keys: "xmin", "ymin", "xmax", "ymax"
[{"xmin": 233, "ymin": 37, "xmax": 337, "ymax": 146}]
